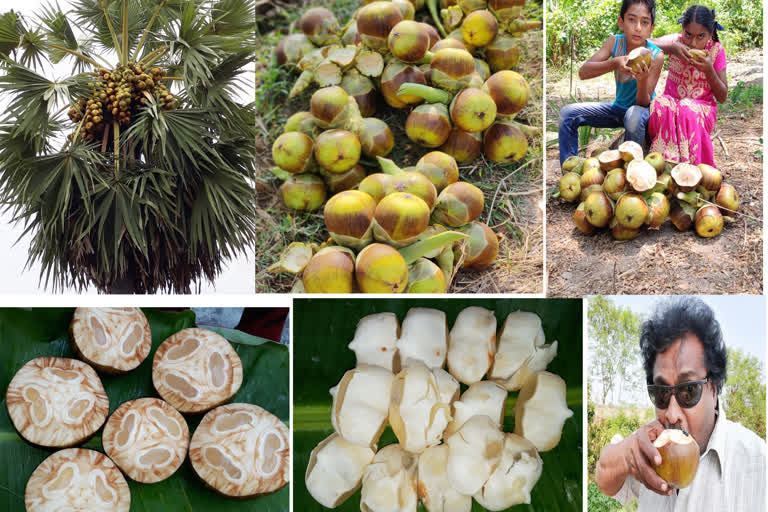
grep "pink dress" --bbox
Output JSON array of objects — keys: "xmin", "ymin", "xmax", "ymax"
[{"xmin": 648, "ymin": 36, "xmax": 726, "ymax": 166}]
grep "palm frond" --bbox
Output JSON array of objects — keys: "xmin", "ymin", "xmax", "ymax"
[
  {"xmin": 38, "ymin": 3, "xmax": 97, "ymax": 73},
  {"xmin": 210, "ymin": 0, "xmax": 255, "ymax": 35},
  {"xmin": 0, "ymin": 11, "xmax": 47, "ymax": 69}
]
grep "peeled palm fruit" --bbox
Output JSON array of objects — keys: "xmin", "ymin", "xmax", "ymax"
[
  {"xmin": 330, "ymin": 365, "xmax": 394, "ymax": 447},
  {"xmin": 514, "ymin": 371, "xmax": 573, "ymax": 451},
  {"xmin": 348, "ymin": 312, "xmax": 401, "ymax": 371},
  {"xmin": 396, "ymin": 308, "xmax": 448, "ymax": 369}
]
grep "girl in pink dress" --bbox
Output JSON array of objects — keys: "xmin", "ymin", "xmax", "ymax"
[{"xmin": 648, "ymin": 6, "xmax": 728, "ymax": 166}]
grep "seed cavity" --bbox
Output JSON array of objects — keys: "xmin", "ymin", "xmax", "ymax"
[
  {"xmin": 139, "ymin": 447, "xmax": 172, "ymax": 466},
  {"xmin": 49, "ymin": 368, "xmax": 80, "ymax": 381},
  {"xmin": 149, "ymin": 407, "xmax": 181, "ymax": 438},
  {"xmin": 44, "ymin": 464, "xmax": 75, "ymax": 493},
  {"xmin": 205, "ymin": 446, "xmax": 242, "ymax": 481},
  {"xmin": 209, "ymin": 352, "xmax": 227, "ymax": 388},
  {"xmin": 215, "ymin": 411, "xmax": 252, "ymax": 432},
  {"xmin": 68, "ymin": 398, "xmax": 92, "ymax": 421},
  {"xmin": 259, "ymin": 432, "xmax": 283, "ymax": 474},
  {"xmin": 93, "ymin": 471, "xmax": 116, "ymax": 503},
  {"xmin": 116, "ymin": 412, "xmax": 136, "ymax": 448},
  {"xmin": 167, "ymin": 338, "xmax": 200, "ymax": 360},
  {"xmin": 121, "ymin": 324, "xmax": 143, "ymax": 355},
  {"xmin": 90, "ymin": 316, "xmax": 108, "ymax": 346},
  {"xmin": 165, "ymin": 373, "xmax": 198, "ymax": 399}
]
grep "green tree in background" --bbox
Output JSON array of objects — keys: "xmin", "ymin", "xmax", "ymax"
[
  {"xmin": 588, "ymin": 296, "xmax": 643, "ymax": 405},
  {"xmin": 723, "ymin": 347, "xmax": 766, "ymax": 438}
]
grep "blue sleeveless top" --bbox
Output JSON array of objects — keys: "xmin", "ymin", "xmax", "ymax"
[{"xmin": 612, "ymin": 34, "xmax": 661, "ymax": 109}]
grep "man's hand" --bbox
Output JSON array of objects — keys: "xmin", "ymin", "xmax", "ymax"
[
  {"xmin": 615, "ymin": 55, "xmax": 650, "ymax": 81},
  {"xmin": 622, "ymin": 419, "xmax": 674, "ymax": 496}
]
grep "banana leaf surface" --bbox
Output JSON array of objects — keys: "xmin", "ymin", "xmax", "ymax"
[
  {"xmin": 293, "ymin": 298, "xmax": 583, "ymax": 512},
  {"xmin": 0, "ymin": 308, "xmax": 289, "ymax": 512}
]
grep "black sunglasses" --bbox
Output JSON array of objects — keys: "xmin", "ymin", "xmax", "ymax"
[{"xmin": 647, "ymin": 378, "xmax": 709, "ymax": 409}]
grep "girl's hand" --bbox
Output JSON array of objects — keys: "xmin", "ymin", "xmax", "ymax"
[
  {"xmin": 668, "ymin": 41, "xmax": 693, "ymax": 64},
  {"xmin": 691, "ymin": 51, "xmax": 715, "ymax": 74},
  {"xmin": 615, "ymin": 55, "xmax": 650, "ymax": 81}
]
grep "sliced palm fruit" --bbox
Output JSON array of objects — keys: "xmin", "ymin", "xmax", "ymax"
[
  {"xmin": 489, "ymin": 310, "xmax": 556, "ymax": 391},
  {"xmin": 396, "ymin": 307, "xmax": 448, "ymax": 369},
  {"xmin": 305, "ymin": 433, "xmax": 375, "ymax": 508},
  {"xmin": 445, "ymin": 415, "xmax": 504, "ymax": 496},
  {"xmin": 445, "ymin": 381, "xmax": 507, "ymax": 436},
  {"xmin": 389, "ymin": 362, "xmax": 451, "ymax": 454},
  {"xmin": 348, "ymin": 313, "xmax": 401, "ymax": 371},
  {"xmin": 189, "ymin": 403, "xmax": 290, "ymax": 497},
  {"xmin": 446, "ymin": 306, "xmax": 497, "ymax": 385},
  {"xmin": 70, "ymin": 307, "xmax": 152, "ymax": 373},
  {"xmin": 360, "ymin": 444, "xmax": 418, "ymax": 511},
  {"xmin": 25, "ymin": 448, "xmax": 130, "ymax": 512},
  {"xmin": 330, "ymin": 365, "xmax": 394, "ymax": 447},
  {"xmin": 474, "ymin": 433, "xmax": 543, "ymax": 509},
  {"xmin": 102, "ymin": 398, "xmax": 189, "ymax": 483},
  {"xmin": 514, "ymin": 371, "xmax": 574, "ymax": 451},
  {"xmin": 152, "ymin": 328, "xmax": 243, "ymax": 413},
  {"xmin": 267, "ymin": 242, "xmax": 314, "ymax": 274},
  {"xmin": 6, "ymin": 357, "xmax": 109, "ymax": 447},
  {"xmin": 418, "ymin": 444, "xmax": 472, "ymax": 512}
]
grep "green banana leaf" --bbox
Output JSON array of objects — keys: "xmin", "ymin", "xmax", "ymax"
[
  {"xmin": 293, "ymin": 298, "xmax": 583, "ymax": 512},
  {"xmin": 0, "ymin": 308, "xmax": 289, "ymax": 512}
]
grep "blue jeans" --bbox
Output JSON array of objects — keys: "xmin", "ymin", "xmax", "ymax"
[{"xmin": 558, "ymin": 102, "xmax": 650, "ymax": 166}]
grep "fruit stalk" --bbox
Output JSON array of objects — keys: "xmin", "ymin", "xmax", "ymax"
[
  {"xmin": 397, "ymin": 83, "xmax": 454, "ymax": 104},
  {"xmin": 399, "ymin": 231, "xmax": 468, "ymax": 264}
]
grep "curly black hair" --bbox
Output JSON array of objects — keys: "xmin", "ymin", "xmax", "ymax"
[
  {"xmin": 639, "ymin": 297, "xmax": 727, "ymax": 393},
  {"xmin": 620, "ymin": 0, "xmax": 656, "ymax": 24}
]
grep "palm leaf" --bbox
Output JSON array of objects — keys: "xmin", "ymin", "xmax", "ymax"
[
  {"xmin": 0, "ymin": 308, "xmax": 289, "ymax": 511},
  {"xmin": 293, "ymin": 299, "xmax": 583, "ymax": 512}
]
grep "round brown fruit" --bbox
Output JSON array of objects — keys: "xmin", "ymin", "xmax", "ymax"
[
  {"xmin": 388, "ymin": 20, "xmax": 430, "ymax": 62},
  {"xmin": 417, "ymin": 151, "xmax": 460, "ymax": 192},
  {"xmin": 272, "ymin": 131, "xmax": 313, "ymax": 173},
  {"xmin": 359, "ymin": 173, "xmax": 393, "ymax": 203},
  {"xmin": 715, "ymin": 184, "xmax": 739, "ymax": 216},
  {"xmin": 584, "ymin": 190, "xmax": 613, "ymax": 228},
  {"xmin": 461, "ymin": 10, "xmax": 498, "ymax": 47},
  {"xmin": 439, "ymin": 128, "xmax": 483, "ymax": 163},
  {"xmin": 280, "ymin": 174, "xmax": 326, "ymax": 211},
  {"xmin": 449, "ymin": 88, "xmax": 497, "ymax": 133},
  {"xmin": 303, "ymin": 247, "xmax": 357, "ymax": 293},
  {"xmin": 324, "ymin": 190, "xmax": 377, "ymax": 249},
  {"xmin": 653, "ymin": 429, "xmax": 700, "ymax": 489},
  {"xmin": 432, "ymin": 181, "xmax": 484, "ymax": 227},
  {"xmin": 356, "ymin": 1, "xmax": 404, "ymax": 50},
  {"xmin": 460, "ymin": 221, "xmax": 499, "ymax": 270},
  {"xmin": 388, "ymin": 172, "xmax": 438, "ymax": 210},
  {"xmin": 558, "ymin": 172, "xmax": 581, "ymax": 203},
  {"xmin": 372, "ymin": 192, "xmax": 431, "ymax": 246},
  {"xmin": 355, "ymin": 243, "xmax": 409, "ymax": 293},
  {"xmin": 405, "ymin": 103, "xmax": 452, "ymax": 148},
  {"xmin": 615, "ymin": 193, "xmax": 648, "ymax": 229},
  {"xmin": 694, "ymin": 205, "xmax": 724, "ymax": 238},
  {"xmin": 483, "ymin": 121, "xmax": 528, "ymax": 162},
  {"xmin": 314, "ymin": 129, "xmax": 361, "ymax": 173},
  {"xmin": 482, "ymin": 70, "xmax": 530, "ymax": 117},
  {"xmin": 574, "ymin": 202, "xmax": 596, "ymax": 235},
  {"xmin": 310, "ymin": 86, "xmax": 349, "ymax": 128}
]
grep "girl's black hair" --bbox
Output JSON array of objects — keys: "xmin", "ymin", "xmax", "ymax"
[
  {"xmin": 681, "ymin": 5, "xmax": 720, "ymax": 42},
  {"xmin": 620, "ymin": 0, "xmax": 656, "ymax": 24}
]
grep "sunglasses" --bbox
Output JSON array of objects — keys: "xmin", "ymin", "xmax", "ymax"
[{"xmin": 647, "ymin": 377, "xmax": 709, "ymax": 409}]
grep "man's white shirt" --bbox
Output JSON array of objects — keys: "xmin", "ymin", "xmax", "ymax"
[{"xmin": 613, "ymin": 404, "xmax": 766, "ymax": 511}]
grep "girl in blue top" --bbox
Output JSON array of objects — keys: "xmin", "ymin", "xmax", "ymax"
[{"xmin": 558, "ymin": 0, "xmax": 665, "ymax": 166}]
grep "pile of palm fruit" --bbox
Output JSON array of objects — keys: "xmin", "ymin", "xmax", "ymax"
[
  {"xmin": 268, "ymin": 0, "xmax": 541, "ymax": 293},
  {"xmin": 67, "ymin": 65, "xmax": 175, "ymax": 142},
  {"xmin": 555, "ymin": 141, "xmax": 740, "ymax": 240}
]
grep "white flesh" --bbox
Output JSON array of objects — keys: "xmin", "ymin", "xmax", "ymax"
[
  {"xmin": 305, "ymin": 433, "xmax": 375, "ymax": 508},
  {"xmin": 433, "ymin": 368, "xmax": 460, "ymax": 406},
  {"xmin": 445, "ymin": 381, "xmax": 507, "ymax": 436},
  {"xmin": 348, "ymin": 313, "xmax": 400, "ymax": 371},
  {"xmin": 360, "ymin": 444, "xmax": 418, "ymax": 512},
  {"xmin": 330, "ymin": 365, "xmax": 394, "ymax": 447},
  {"xmin": 445, "ymin": 415, "xmax": 504, "ymax": 496},
  {"xmin": 446, "ymin": 307, "xmax": 497, "ymax": 385},
  {"xmin": 474, "ymin": 433, "xmax": 542, "ymax": 510},
  {"xmin": 389, "ymin": 362, "xmax": 451, "ymax": 454},
  {"xmin": 418, "ymin": 444, "xmax": 472, "ymax": 512},
  {"xmin": 514, "ymin": 371, "xmax": 573, "ymax": 451},
  {"xmin": 490, "ymin": 311, "xmax": 555, "ymax": 391},
  {"xmin": 396, "ymin": 308, "xmax": 448, "ymax": 369}
]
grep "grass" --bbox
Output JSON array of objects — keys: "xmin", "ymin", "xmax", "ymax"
[
  {"xmin": 720, "ymin": 81, "xmax": 763, "ymax": 117},
  {"xmin": 255, "ymin": 0, "xmax": 544, "ymax": 293}
]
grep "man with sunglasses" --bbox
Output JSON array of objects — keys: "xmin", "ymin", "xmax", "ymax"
[{"xmin": 594, "ymin": 297, "xmax": 766, "ymax": 510}]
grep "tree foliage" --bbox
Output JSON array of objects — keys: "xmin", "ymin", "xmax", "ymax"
[
  {"xmin": 547, "ymin": 0, "xmax": 763, "ymax": 68},
  {"xmin": 0, "ymin": 0, "xmax": 256, "ymax": 293},
  {"xmin": 723, "ymin": 347, "xmax": 766, "ymax": 438},
  {"xmin": 588, "ymin": 296, "xmax": 644, "ymax": 405}
]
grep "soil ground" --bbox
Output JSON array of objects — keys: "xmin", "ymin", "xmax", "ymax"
[{"xmin": 545, "ymin": 50, "xmax": 763, "ymax": 296}]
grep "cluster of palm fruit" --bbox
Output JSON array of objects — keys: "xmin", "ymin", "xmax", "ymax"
[
  {"xmin": 270, "ymin": 148, "xmax": 500, "ymax": 293},
  {"xmin": 274, "ymin": 0, "xmax": 535, "ymax": 165},
  {"xmin": 67, "ymin": 65, "xmax": 175, "ymax": 142},
  {"xmin": 555, "ymin": 141, "xmax": 741, "ymax": 240}
]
